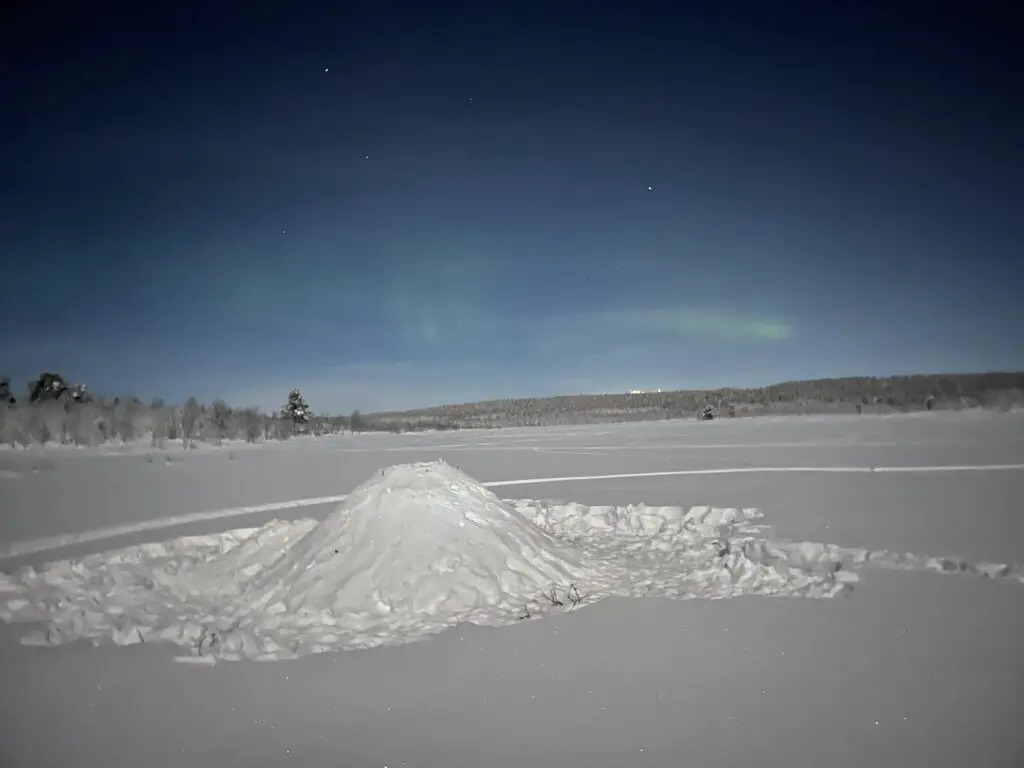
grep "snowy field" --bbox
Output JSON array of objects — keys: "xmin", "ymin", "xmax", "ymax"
[{"xmin": 1, "ymin": 411, "xmax": 1023, "ymax": 767}]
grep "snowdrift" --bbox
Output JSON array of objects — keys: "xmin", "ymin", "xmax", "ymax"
[{"xmin": 1, "ymin": 460, "xmax": 1020, "ymax": 662}]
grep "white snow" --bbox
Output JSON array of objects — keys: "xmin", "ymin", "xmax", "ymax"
[
  {"xmin": 2, "ymin": 412, "xmax": 1024, "ymax": 766},
  {"xmin": 2, "ymin": 457, "xmax": 1019, "ymax": 663}
]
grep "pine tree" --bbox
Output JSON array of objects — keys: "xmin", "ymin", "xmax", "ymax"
[{"xmin": 283, "ymin": 389, "xmax": 311, "ymax": 426}]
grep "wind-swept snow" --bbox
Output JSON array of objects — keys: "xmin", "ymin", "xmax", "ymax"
[{"xmin": 1, "ymin": 460, "xmax": 1021, "ymax": 662}]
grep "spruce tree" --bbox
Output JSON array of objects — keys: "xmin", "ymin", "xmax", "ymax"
[{"xmin": 284, "ymin": 389, "xmax": 311, "ymax": 426}]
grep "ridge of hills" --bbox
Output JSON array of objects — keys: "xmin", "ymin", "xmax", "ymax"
[{"xmin": 367, "ymin": 372, "xmax": 1024, "ymax": 429}]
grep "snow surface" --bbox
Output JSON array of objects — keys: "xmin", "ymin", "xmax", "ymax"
[
  {"xmin": 2, "ymin": 459, "xmax": 1019, "ymax": 663},
  {"xmin": 2, "ymin": 413, "xmax": 1024, "ymax": 766},
  {"xmin": 3, "ymin": 410, "xmax": 1023, "ymax": 553}
]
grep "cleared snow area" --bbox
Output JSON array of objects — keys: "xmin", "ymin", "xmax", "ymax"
[{"xmin": 1, "ymin": 412, "xmax": 1023, "ymax": 766}]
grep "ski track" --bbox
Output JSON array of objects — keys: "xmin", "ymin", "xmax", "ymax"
[
  {"xmin": 3, "ymin": 460, "xmax": 1020, "ymax": 663},
  {"xmin": 1, "ymin": 463, "xmax": 1023, "ymax": 561},
  {"xmin": 294, "ymin": 440, "xmax": 934, "ymax": 453}
]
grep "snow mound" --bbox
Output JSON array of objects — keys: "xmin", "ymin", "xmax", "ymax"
[
  {"xmin": 0, "ymin": 462, "xmax": 593, "ymax": 660},
  {"xmin": 2, "ymin": 460, "xmax": 1021, "ymax": 663},
  {"xmin": 205, "ymin": 460, "xmax": 587, "ymax": 618}
]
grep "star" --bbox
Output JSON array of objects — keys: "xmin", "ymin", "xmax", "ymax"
[
  {"xmin": 647, "ymin": 186, "xmax": 653, "ymax": 191},
  {"xmin": 324, "ymin": 67, "xmax": 329, "ymax": 73}
]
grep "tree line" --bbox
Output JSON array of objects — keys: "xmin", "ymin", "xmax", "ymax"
[
  {"xmin": 366, "ymin": 372, "xmax": 1024, "ymax": 429},
  {"xmin": 1, "ymin": 371, "xmax": 1020, "ymax": 448},
  {"xmin": 0, "ymin": 373, "xmax": 378, "ymax": 448}
]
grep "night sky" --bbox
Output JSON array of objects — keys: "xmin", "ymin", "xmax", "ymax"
[{"xmin": 3, "ymin": 2, "xmax": 1021, "ymax": 413}]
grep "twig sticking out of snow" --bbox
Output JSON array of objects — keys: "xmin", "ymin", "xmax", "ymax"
[
  {"xmin": 195, "ymin": 628, "xmax": 219, "ymax": 657},
  {"xmin": 540, "ymin": 583, "xmax": 591, "ymax": 610},
  {"xmin": 567, "ymin": 583, "xmax": 589, "ymax": 607}
]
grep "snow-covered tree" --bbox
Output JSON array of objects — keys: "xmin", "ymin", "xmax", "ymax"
[
  {"xmin": 68, "ymin": 383, "xmax": 91, "ymax": 403},
  {"xmin": 283, "ymin": 389, "xmax": 311, "ymax": 426},
  {"xmin": 182, "ymin": 396, "xmax": 202, "ymax": 449},
  {"xmin": 111, "ymin": 396, "xmax": 143, "ymax": 442},
  {"xmin": 237, "ymin": 407, "xmax": 263, "ymax": 443},
  {"xmin": 66, "ymin": 401, "xmax": 104, "ymax": 446},
  {"xmin": 36, "ymin": 399, "xmax": 67, "ymax": 443},
  {"xmin": 29, "ymin": 372, "xmax": 68, "ymax": 402},
  {"xmin": 0, "ymin": 376, "xmax": 15, "ymax": 405},
  {"xmin": 210, "ymin": 399, "xmax": 233, "ymax": 443},
  {"xmin": 349, "ymin": 409, "xmax": 365, "ymax": 433}
]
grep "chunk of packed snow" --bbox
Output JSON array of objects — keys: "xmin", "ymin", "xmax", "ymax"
[{"xmin": 1, "ymin": 460, "xmax": 1020, "ymax": 662}]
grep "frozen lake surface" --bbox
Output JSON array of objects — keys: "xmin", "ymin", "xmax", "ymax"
[{"xmin": 1, "ymin": 411, "xmax": 1022, "ymax": 766}]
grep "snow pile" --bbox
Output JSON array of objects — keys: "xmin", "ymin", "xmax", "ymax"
[
  {"xmin": 0, "ymin": 462, "xmax": 591, "ymax": 660},
  {"xmin": 201, "ymin": 461, "xmax": 589, "ymax": 623},
  {"xmin": 1, "ymin": 460, "xmax": 1021, "ymax": 663},
  {"xmin": 513, "ymin": 500, "xmax": 857, "ymax": 601},
  {"xmin": 515, "ymin": 498, "xmax": 1022, "ymax": 592}
]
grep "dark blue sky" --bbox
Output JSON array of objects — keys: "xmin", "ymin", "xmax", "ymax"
[{"xmin": 2, "ymin": 2, "xmax": 1021, "ymax": 412}]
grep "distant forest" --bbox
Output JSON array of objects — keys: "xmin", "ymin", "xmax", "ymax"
[
  {"xmin": 369, "ymin": 372, "xmax": 1024, "ymax": 429},
  {"xmin": 0, "ymin": 371, "xmax": 1021, "ymax": 449}
]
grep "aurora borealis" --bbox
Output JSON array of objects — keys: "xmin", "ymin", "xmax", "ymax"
[{"xmin": 2, "ymin": 3, "xmax": 1021, "ymax": 412}]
